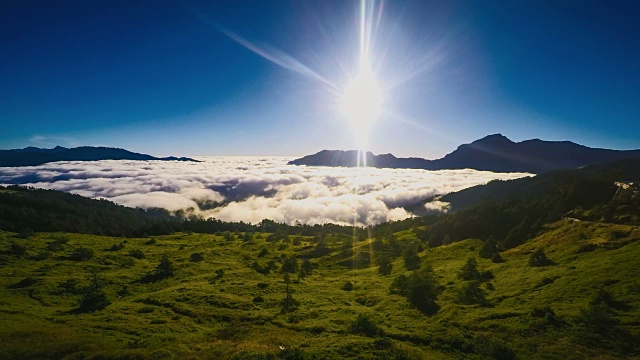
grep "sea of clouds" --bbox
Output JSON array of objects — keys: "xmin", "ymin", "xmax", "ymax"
[{"xmin": 0, "ymin": 157, "xmax": 530, "ymax": 226}]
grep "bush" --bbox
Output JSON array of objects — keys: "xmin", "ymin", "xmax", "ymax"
[
  {"xmin": 529, "ymin": 248, "xmax": 554, "ymax": 267},
  {"xmin": 390, "ymin": 267, "xmax": 440, "ymax": 315},
  {"xmin": 403, "ymin": 247, "xmax": 421, "ymax": 270},
  {"xmin": 530, "ymin": 306, "xmax": 563, "ymax": 326},
  {"xmin": 577, "ymin": 243, "xmax": 597, "ymax": 253},
  {"xmin": 68, "ymin": 247, "xmax": 94, "ymax": 261},
  {"xmin": 491, "ymin": 253, "xmax": 504, "ymax": 263},
  {"xmin": 144, "ymin": 238, "xmax": 157, "ymax": 245},
  {"xmin": 281, "ymin": 255, "xmax": 298, "ymax": 273},
  {"xmin": 77, "ymin": 275, "xmax": 110, "ymax": 313},
  {"xmin": 342, "ymin": 280, "xmax": 355, "ymax": 291},
  {"xmin": 377, "ymin": 256, "xmax": 393, "ymax": 276},
  {"xmin": 7, "ymin": 277, "xmax": 39, "ymax": 289},
  {"xmin": 108, "ymin": 242, "xmax": 125, "ymax": 251},
  {"xmin": 253, "ymin": 260, "xmax": 276, "ymax": 275},
  {"xmin": 190, "ymin": 252, "xmax": 204, "ymax": 262},
  {"xmin": 479, "ymin": 238, "xmax": 499, "ymax": 259},
  {"xmin": 456, "ymin": 281, "xmax": 489, "ymax": 306},
  {"xmin": 139, "ymin": 254, "xmax": 175, "ymax": 283},
  {"xmin": 458, "ymin": 258, "xmax": 480, "ymax": 280},
  {"xmin": 129, "ymin": 249, "xmax": 145, "ymax": 259},
  {"xmin": 350, "ymin": 314, "xmax": 382, "ymax": 337}
]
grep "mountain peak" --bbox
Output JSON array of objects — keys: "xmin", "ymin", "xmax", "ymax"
[
  {"xmin": 288, "ymin": 134, "xmax": 640, "ymax": 173},
  {"xmin": 473, "ymin": 133, "xmax": 513, "ymax": 144}
]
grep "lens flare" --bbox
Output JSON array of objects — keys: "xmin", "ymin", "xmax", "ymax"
[{"xmin": 340, "ymin": 64, "xmax": 383, "ymax": 142}]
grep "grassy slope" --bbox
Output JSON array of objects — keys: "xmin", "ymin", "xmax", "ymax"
[{"xmin": 0, "ymin": 220, "xmax": 639, "ymax": 359}]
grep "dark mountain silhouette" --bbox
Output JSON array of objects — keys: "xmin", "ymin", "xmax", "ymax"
[
  {"xmin": 288, "ymin": 134, "xmax": 640, "ymax": 174},
  {"xmin": 441, "ymin": 157, "xmax": 640, "ymax": 212},
  {"xmin": 0, "ymin": 146, "xmax": 198, "ymax": 167},
  {"xmin": 13, "ymin": 145, "xmax": 69, "ymax": 153}
]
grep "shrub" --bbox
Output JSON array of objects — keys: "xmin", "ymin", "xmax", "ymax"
[
  {"xmin": 129, "ymin": 249, "xmax": 145, "ymax": 259},
  {"xmin": 491, "ymin": 253, "xmax": 504, "ymax": 263},
  {"xmin": 68, "ymin": 247, "xmax": 94, "ymax": 261},
  {"xmin": 144, "ymin": 238, "xmax": 157, "ymax": 245},
  {"xmin": 77, "ymin": 275, "xmax": 110, "ymax": 313},
  {"xmin": 8, "ymin": 277, "xmax": 39, "ymax": 289},
  {"xmin": 57, "ymin": 279, "xmax": 80, "ymax": 295},
  {"xmin": 403, "ymin": 247, "xmax": 421, "ymax": 270},
  {"xmin": 485, "ymin": 282, "xmax": 495, "ymax": 291},
  {"xmin": 281, "ymin": 255, "xmax": 298, "ymax": 273},
  {"xmin": 139, "ymin": 255, "xmax": 175, "ymax": 283},
  {"xmin": 390, "ymin": 267, "xmax": 441, "ymax": 315},
  {"xmin": 530, "ymin": 306, "xmax": 563, "ymax": 326},
  {"xmin": 215, "ymin": 269, "xmax": 224, "ymax": 279},
  {"xmin": 377, "ymin": 256, "xmax": 393, "ymax": 276},
  {"xmin": 577, "ymin": 243, "xmax": 597, "ymax": 253},
  {"xmin": 576, "ymin": 302, "xmax": 619, "ymax": 337},
  {"xmin": 342, "ymin": 280, "xmax": 355, "ymax": 291},
  {"xmin": 253, "ymin": 261, "xmax": 276, "ymax": 275},
  {"xmin": 350, "ymin": 314, "xmax": 382, "ymax": 337},
  {"xmin": 458, "ymin": 258, "xmax": 480, "ymax": 280},
  {"xmin": 190, "ymin": 252, "xmax": 204, "ymax": 262},
  {"xmin": 479, "ymin": 238, "xmax": 499, "ymax": 259},
  {"xmin": 456, "ymin": 281, "xmax": 489, "ymax": 306},
  {"xmin": 258, "ymin": 248, "xmax": 269, "ymax": 258},
  {"xmin": 529, "ymin": 248, "xmax": 554, "ymax": 267},
  {"xmin": 108, "ymin": 242, "xmax": 125, "ymax": 251}
]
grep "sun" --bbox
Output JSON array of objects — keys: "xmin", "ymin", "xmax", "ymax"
[{"xmin": 340, "ymin": 64, "xmax": 383, "ymax": 146}]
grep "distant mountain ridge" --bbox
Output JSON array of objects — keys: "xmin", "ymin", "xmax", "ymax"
[
  {"xmin": 288, "ymin": 134, "xmax": 640, "ymax": 174},
  {"xmin": 0, "ymin": 146, "xmax": 198, "ymax": 167}
]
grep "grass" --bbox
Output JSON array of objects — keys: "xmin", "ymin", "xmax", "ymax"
[{"xmin": 0, "ymin": 219, "xmax": 639, "ymax": 359}]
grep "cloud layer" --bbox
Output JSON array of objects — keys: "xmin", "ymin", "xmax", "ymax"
[{"xmin": 0, "ymin": 157, "xmax": 530, "ymax": 226}]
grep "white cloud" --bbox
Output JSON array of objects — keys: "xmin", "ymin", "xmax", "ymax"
[{"xmin": 0, "ymin": 157, "xmax": 530, "ymax": 226}]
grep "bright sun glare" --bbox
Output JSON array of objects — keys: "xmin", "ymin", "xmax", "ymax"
[{"xmin": 340, "ymin": 64, "xmax": 383, "ymax": 144}]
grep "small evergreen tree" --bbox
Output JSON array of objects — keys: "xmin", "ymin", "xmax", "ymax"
[
  {"xmin": 281, "ymin": 255, "xmax": 298, "ymax": 273},
  {"xmin": 456, "ymin": 281, "xmax": 489, "ymax": 306},
  {"xmin": 156, "ymin": 254, "xmax": 175, "ymax": 278},
  {"xmin": 390, "ymin": 267, "xmax": 440, "ymax": 315},
  {"xmin": 403, "ymin": 247, "xmax": 421, "ymax": 270},
  {"xmin": 479, "ymin": 238, "xmax": 498, "ymax": 259},
  {"xmin": 458, "ymin": 257, "xmax": 480, "ymax": 280},
  {"xmin": 377, "ymin": 255, "xmax": 393, "ymax": 276},
  {"xmin": 281, "ymin": 273, "xmax": 298, "ymax": 313}
]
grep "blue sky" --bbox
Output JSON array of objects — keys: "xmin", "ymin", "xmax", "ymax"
[{"xmin": 1, "ymin": 0, "xmax": 639, "ymax": 157}]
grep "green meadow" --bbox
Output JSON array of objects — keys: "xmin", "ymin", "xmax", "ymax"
[{"xmin": 1, "ymin": 219, "xmax": 638, "ymax": 359}]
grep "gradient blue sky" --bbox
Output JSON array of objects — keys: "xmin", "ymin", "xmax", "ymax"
[{"xmin": 1, "ymin": 0, "xmax": 639, "ymax": 157}]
